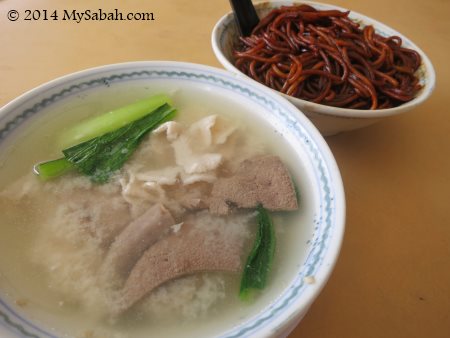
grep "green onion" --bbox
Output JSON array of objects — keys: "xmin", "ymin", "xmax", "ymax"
[
  {"xmin": 60, "ymin": 94, "xmax": 172, "ymax": 148},
  {"xmin": 239, "ymin": 205, "xmax": 276, "ymax": 300}
]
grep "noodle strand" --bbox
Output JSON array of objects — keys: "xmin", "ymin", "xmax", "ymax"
[{"xmin": 233, "ymin": 5, "xmax": 422, "ymax": 109}]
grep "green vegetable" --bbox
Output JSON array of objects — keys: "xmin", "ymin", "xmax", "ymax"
[
  {"xmin": 63, "ymin": 103, "xmax": 176, "ymax": 183},
  {"xmin": 34, "ymin": 158, "xmax": 73, "ymax": 180},
  {"xmin": 60, "ymin": 94, "xmax": 172, "ymax": 148},
  {"xmin": 35, "ymin": 102, "xmax": 176, "ymax": 183},
  {"xmin": 239, "ymin": 205, "xmax": 276, "ymax": 300}
]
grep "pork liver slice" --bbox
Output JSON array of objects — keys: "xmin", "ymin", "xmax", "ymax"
[
  {"xmin": 102, "ymin": 203, "xmax": 175, "ymax": 280},
  {"xmin": 114, "ymin": 222, "xmax": 242, "ymax": 314},
  {"xmin": 209, "ymin": 155, "xmax": 298, "ymax": 215}
]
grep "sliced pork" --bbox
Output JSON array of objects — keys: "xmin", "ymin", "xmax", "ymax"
[
  {"xmin": 102, "ymin": 203, "xmax": 175, "ymax": 280},
  {"xmin": 114, "ymin": 221, "xmax": 243, "ymax": 314},
  {"xmin": 209, "ymin": 155, "xmax": 298, "ymax": 215}
]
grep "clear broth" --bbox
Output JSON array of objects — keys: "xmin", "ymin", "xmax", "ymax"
[{"xmin": 0, "ymin": 83, "xmax": 313, "ymax": 338}]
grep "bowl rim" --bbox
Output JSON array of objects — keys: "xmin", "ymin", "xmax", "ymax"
[
  {"xmin": 211, "ymin": 0, "xmax": 436, "ymax": 119},
  {"xmin": 0, "ymin": 60, "xmax": 346, "ymax": 338}
]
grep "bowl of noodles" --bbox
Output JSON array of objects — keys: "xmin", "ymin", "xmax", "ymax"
[{"xmin": 212, "ymin": 0, "xmax": 436, "ymax": 135}]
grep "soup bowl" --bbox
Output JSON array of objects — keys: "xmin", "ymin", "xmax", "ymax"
[
  {"xmin": 0, "ymin": 61, "xmax": 345, "ymax": 338},
  {"xmin": 211, "ymin": 0, "xmax": 436, "ymax": 136}
]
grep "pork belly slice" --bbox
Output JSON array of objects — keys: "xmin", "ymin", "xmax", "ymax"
[
  {"xmin": 114, "ymin": 222, "xmax": 242, "ymax": 314},
  {"xmin": 209, "ymin": 155, "xmax": 298, "ymax": 215},
  {"xmin": 102, "ymin": 203, "xmax": 175, "ymax": 279}
]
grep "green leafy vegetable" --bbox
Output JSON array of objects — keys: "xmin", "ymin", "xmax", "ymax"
[
  {"xmin": 34, "ymin": 158, "xmax": 73, "ymax": 180},
  {"xmin": 240, "ymin": 205, "xmax": 276, "ymax": 300},
  {"xmin": 63, "ymin": 103, "xmax": 176, "ymax": 183},
  {"xmin": 60, "ymin": 94, "xmax": 172, "ymax": 148},
  {"xmin": 34, "ymin": 102, "xmax": 176, "ymax": 183}
]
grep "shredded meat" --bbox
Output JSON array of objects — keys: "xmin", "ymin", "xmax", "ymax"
[{"xmin": 209, "ymin": 155, "xmax": 298, "ymax": 215}]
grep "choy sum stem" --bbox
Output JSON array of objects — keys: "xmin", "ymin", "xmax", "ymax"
[
  {"xmin": 60, "ymin": 94, "xmax": 172, "ymax": 148},
  {"xmin": 34, "ymin": 100, "xmax": 176, "ymax": 183},
  {"xmin": 34, "ymin": 158, "xmax": 74, "ymax": 180},
  {"xmin": 240, "ymin": 205, "xmax": 276, "ymax": 300},
  {"xmin": 63, "ymin": 103, "xmax": 176, "ymax": 183}
]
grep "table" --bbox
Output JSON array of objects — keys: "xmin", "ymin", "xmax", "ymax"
[{"xmin": 1, "ymin": 1, "xmax": 449, "ymax": 337}]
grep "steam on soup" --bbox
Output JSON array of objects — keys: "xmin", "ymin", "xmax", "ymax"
[{"xmin": 0, "ymin": 88, "xmax": 308, "ymax": 338}]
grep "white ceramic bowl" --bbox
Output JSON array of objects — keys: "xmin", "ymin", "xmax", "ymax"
[
  {"xmin": 0, "ymin": 61, "xmax": 345, "ymax": 338},
  {"xmin": 212, "ymin": 0, "xmax": 436, "ymax": 135}
]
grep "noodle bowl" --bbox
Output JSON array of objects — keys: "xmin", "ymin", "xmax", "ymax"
[
  {"xmin": 212, "ymin": 1, "xmax": 436, "ymax": 135},
  {"xmin": 233, "ymin": 4, "xmax": 422, "ymax": 110}
]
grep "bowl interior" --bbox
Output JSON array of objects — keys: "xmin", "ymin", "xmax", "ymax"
[
  {"xmin": 212, "ymin": 0, "xmax": 436, "ymax": 118},
  {"xmin": 0, "ymin": 62, "xmax": 344, "ymax": 338}
]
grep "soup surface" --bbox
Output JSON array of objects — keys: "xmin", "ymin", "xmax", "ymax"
[{"xmin": 0, "ymin": 84, "xmax": 313, "ymax": 338}]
